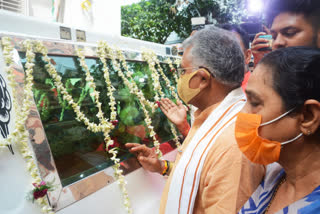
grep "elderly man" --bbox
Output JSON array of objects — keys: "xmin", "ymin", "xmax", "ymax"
[
  {"xmin": 126, "ymin": 26, "xmax": 264, "ymax": 213},
  {"xmin": 251, "ymin": 0, "xmax": 320, "ymax": 66},
  {"xmin": 159, "ymin": 24, "xmax": 253, "ymax": 139}
]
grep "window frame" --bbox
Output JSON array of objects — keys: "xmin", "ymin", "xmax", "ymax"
[{"xmin": 4, "ymin": 34, "xmax": 180, "ymax": 211}]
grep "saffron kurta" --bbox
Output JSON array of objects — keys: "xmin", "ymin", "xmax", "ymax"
[{"xmin": 160, "ymin": 88, "xmax": 265, "ymax": 214}]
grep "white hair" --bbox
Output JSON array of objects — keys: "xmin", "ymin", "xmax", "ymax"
[{"xmin": 182, "ymin": 26, "xmax": 245, "ymax": 87}]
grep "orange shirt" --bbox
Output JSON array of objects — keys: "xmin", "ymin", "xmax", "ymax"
[
  {"xmin": 160, "ymin": 104, "xmax": 264, "ymax": 214},
  {"xmin": 241, "ymin": 71, "xmax": 251, "ymax": 91}
]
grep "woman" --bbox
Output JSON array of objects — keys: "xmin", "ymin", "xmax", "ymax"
[{"xmin": 235, "ymin": 47, "xmax": 320, "ymax": 213}]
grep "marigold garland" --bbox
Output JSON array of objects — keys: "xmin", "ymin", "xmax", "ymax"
[{"xmin": 1, "ymin": 37, "xmax": 55, "ymax": 214}]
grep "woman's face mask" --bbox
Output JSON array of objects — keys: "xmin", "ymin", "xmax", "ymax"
[{"xmin": 235, "ymin": 109, "xmax": 303, "ymax": 165}]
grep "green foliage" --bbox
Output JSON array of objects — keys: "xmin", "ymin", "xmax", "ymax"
[
  {"xmin": 121, "ymin": 0, "xmax": 246, "ymax": 43},
  {"xmin": 121, "ymin": 0, "xmax": 191, "ymax": 44},
  {"xmin": 178, "ymin": 0, "xmax": 246, "ymax": 24},
  {"xmin": 19, "ymin": 52, "xmax": 179, "ymax": 186}
]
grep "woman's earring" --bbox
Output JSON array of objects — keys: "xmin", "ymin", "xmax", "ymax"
[{"xmin": 307, "ymin": 130, "xmax": 312, "ymax": 136}]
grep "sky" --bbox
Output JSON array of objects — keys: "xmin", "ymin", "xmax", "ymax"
[{"xmin": 120, "ymin": 0, "xmax": 141, "ymax": 6}]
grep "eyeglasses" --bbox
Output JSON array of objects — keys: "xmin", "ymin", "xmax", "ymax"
[
  {"xmin": 177, "ymin": 66, "xmax": 199, "ymax": 76},
  {"xmin": 177, "ymin": 66, "xmax": 212, "ymax": 76}
]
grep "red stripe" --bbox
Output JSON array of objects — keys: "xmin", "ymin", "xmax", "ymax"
[
  {"xmin": 177, "ymin": 99, "xmax": 245, "ymax": 213},
  {"xmin": 186, "ymin": 113, "xmax": 238, "ymax": 214}
]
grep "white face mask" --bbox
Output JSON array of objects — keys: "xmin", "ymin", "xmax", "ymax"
[{"xmin": 260, "ymin": 108, "xmax": 303, "ymax": 145}]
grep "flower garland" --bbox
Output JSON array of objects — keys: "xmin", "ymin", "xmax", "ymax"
[
  {"xmin": 76, "ymin": 47, "xmax": 132, "ymax": 213},
  {"xmin": 142, "ymin": 50, "xmax": 182, "ymax": 149},
  {"xmin": 1, "ymin": 37, "xmax": 55, "ymax": 214},
  {"xmin": 96, "ymin": 42, "xmax": 118, "ymax": 122},
  {"xmin": 99, "ymin": 42, "xmax": 158, "ymax": 113},
  {"xmin": 115, "ymin": 48, "xmax": 163, "ymax": 158},
  {"xmin": 1, "ymin": 38, "xmax": 181, "ymax": 214},
  {"xmin": 32, "ymin": 41, "xmax": 132, "ymax": 213},
  {"xmin": 174, "ymin": 58, "xmax": 181, "ymax": 67},
  {"xmin": 143, "ymin": 50, "xmax": 179, "ymax": 101},
  {"xmin": 141, "ymin": 51, "xmax": 165, "ymax": 101},
  {"xmin": 165, "ymin": 58, "xmax": 179, "ymax": 86},
  {"xmin": 75, "ymin": 48, "xmax": 117, "ymax": 150},
  {"xmin": 33, "ymin": 42, "xmax": 105, "ymax": 133},
  {"xmin": 76, "ymin": 48, "xmax": 108, "ymax": 124},
  {"xmin": 96, "ymin": 41, "xmax": 162, "ymax": 158}
]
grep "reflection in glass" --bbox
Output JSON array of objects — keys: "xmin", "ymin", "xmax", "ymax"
[{"xmin": 19, "ymin": 53, "xmax": 179, "ymax": 186}]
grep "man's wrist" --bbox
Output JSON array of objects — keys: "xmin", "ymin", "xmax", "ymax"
[
  {"xmin": 158, "ymin": 159, "xmax": 166, "ymax": 174},
  {"xmin": 177, "ymin": 120, "xmax": 190, "ymax": 137},
  {"xmin": 159, "ymin": 160, "xmax": 172, "ymax": 176}
]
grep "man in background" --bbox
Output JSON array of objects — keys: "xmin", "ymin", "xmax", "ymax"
[
  {"xmin": 220, "ymin": 24, "xmax": 252, "ymax": 90},
  {"xmin": 251, "ymin": 0, "xmax": 320, "ymax": 66}
]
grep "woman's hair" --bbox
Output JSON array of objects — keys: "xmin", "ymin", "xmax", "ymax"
[{"xmin": 259, "ymin": 47, "xmax": 320, "ymax": 112}]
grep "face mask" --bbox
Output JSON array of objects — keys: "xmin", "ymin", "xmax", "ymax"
[
  {"xmin": 235, "ymin": 109, "xmax": 303, "ymax": 165},
  {"xmin": 177, "ymin": 69, "xmax": 210, "ymax": 104}
]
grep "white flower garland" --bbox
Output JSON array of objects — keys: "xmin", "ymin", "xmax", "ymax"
[
  {"xmin": 144, "ymin": 51, "xmax": 179, "ymax": 101},
  {"xmin": 76, "ymin": 48, "xmax": 108, "ymax": 124},
  {"xmin": 99, "ymin": 43, "xmax": 158, "ymax": 113},
  {"xmin": 76, "ymin": 47, "xmax": 132, "ymax": 213},
  {"xmin": 1, "ymin": 37, "xmax": 55, "ymax": 214},
  {"xmin": 1, "ymin": 38, "xmax": 181, "ymax": 214},
  {"xmin": 31, "ymin": 41, "xmax": 132, "ymax": 213},
  {"xmin": 96, "ymin": 42, "xmax": 162, "ymax": 158},
  {"xmin": 96, "ymin": 42, "xmax": 117, "ymax": 121},
  {"xmin": 116, "ymin": 48, "xmax": 163, "ymax": 158},
  {"xmin": 142, "ymin": 50, "xmax": 182, "ymax": 149},
  {"xmin": 174, "ymin": 58, "xmax": 181, "ymax": 66},
  {"xmin": 141, "ymin": 50, "xmax": 165, "ymax": 101},
  {"xmin": 165, "ymin": 58, "xmax": 179, "ymax": 86}
]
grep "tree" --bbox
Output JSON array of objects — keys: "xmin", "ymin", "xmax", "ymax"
[
  {"xmin": 121, "ymin": 0, "xmax": 246, "ymax": 44},
  {"xmin": 177, "ymin": 0, "xmax": 246, "ymax": 25},
  {"xmin": 121, "ymin": 0, "xmax": 190, "ymax": 44}
]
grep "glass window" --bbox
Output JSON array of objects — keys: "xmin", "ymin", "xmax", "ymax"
[{"xmin": 19, "ymin": 53, "xmax": 179, "ymax": 186}]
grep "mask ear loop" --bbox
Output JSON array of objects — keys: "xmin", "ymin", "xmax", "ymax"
[
  {"xmin": 260, "ymin": 108, "xmax": 296, "ymax": 126},
  {"xmin": 281, "ymin": 133, "xmax": 303, "ymax": 146},
  {"xmin": 259, "ymin": 108, "xmax": 303, "ymax": 146}
]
